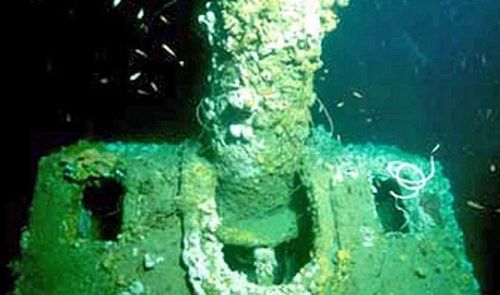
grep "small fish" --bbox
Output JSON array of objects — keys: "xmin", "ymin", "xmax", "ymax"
[
  {"xmin": 352, "ymin": 91, "xmax": 363, "ymax": 98},
  {"xmin": 466, "ymin": 200, "xmax": 486, "ymax": 210},
  {"xmin": 134, "ymin": 49, "xmax": 148, "ymax": 58},
  {"xmin": 129, "ymin": 72, "xmax": 141, "ymax": 81},
  {"xmin": 431, "ymin": 143, "xmax": 440, "ymax": 154},
  {"xmin": 150, "ymin": 81, "xmax": 158, "ymax": 92},
  {"xmin": 160, "ymin": 15, "xmax": 170, "ymax": 25},
  {"xmin": 137, "ymin": 89, "xmax": 150, "ymax": 96},
  {"xmin": 137, "ymin": 9, "xmax": 145, "ymax": 20},
  {"xmin": 162, "ymin": 43, "xmax": 176, "ymax": 58}
]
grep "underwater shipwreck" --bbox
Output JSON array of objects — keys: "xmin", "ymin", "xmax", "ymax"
[{"xmin": 13, "ymin": 0, "xmax": 481, "ymax": 294}]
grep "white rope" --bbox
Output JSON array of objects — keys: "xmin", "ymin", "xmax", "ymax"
[{"xmin": 387, "ymin": 144, "xmax": 439, "ymax": 200}]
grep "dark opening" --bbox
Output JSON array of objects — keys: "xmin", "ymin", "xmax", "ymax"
[
  {"xmin": 373, "ymin": 177, "xmax": 409, "ymax": 233},
  {"xmin": 276, "ymin": 175, "xmax": 315, "ymax": 283},
  {"xmin": 82, "ymin": 178, "xmax": 124, "ymax": 241},
  {"xmin": 223, "ymin": 245, "xmax": 258, "ymax": 281},
  {"xmin": 222, "ymin": 175, "xmax": 314, "ymax": 285}
]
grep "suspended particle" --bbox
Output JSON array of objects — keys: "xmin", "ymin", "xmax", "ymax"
[
  {"xmin": 352, "ymin": 91, "xmax": 363, "ymax": 98},
  {"xmin": 318, "ymin": 103, "xmax": 325, "ymax": 112},
  {"xmin": 414, "ymin": 66, "xmax": 420, "ymax": 75},
  {"xmin": 179, "ymin": 60, "xmax": 185, "ymax": 67},
  {"xmin": 139, "ymin": 23, "xmax": 149, "ymax": 33},
  {"xmin": 161, "ymin": 0, "xmax": 178, "ymax": 13},
  {"xmin": 481, "ymin": 54, "xmax": 487, "ymax": 66},
  {"xmin": 336, "ymin": 101, "xmax": 344, "ymax": 108},
  {"xmin": 485, "ymin": 108, "xmax": 498, "ymax": 121},
  {"xmin": 112, "ymin": 0, "xmax": 122, "ymax": 8},
  {"xmin": 490, "ymin": 163, "xmax": 496, "ymax": 173},
  {"xmin": 475, "ymin": 108, "xmax": 499, "ymax": 122}
]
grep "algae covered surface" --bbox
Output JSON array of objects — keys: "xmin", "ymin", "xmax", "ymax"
[
  {"xmin": 13, "ymin": 142, "xmax": 190, "ymax": 295},
  {"xmin": 13, "ymin": 132, "xmax": 479, "ymax": 294}
]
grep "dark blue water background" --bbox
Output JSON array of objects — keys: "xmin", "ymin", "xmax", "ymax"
[{"xmin": 315, "ymin": 1, "xmax": 500, "ymax": 293}]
